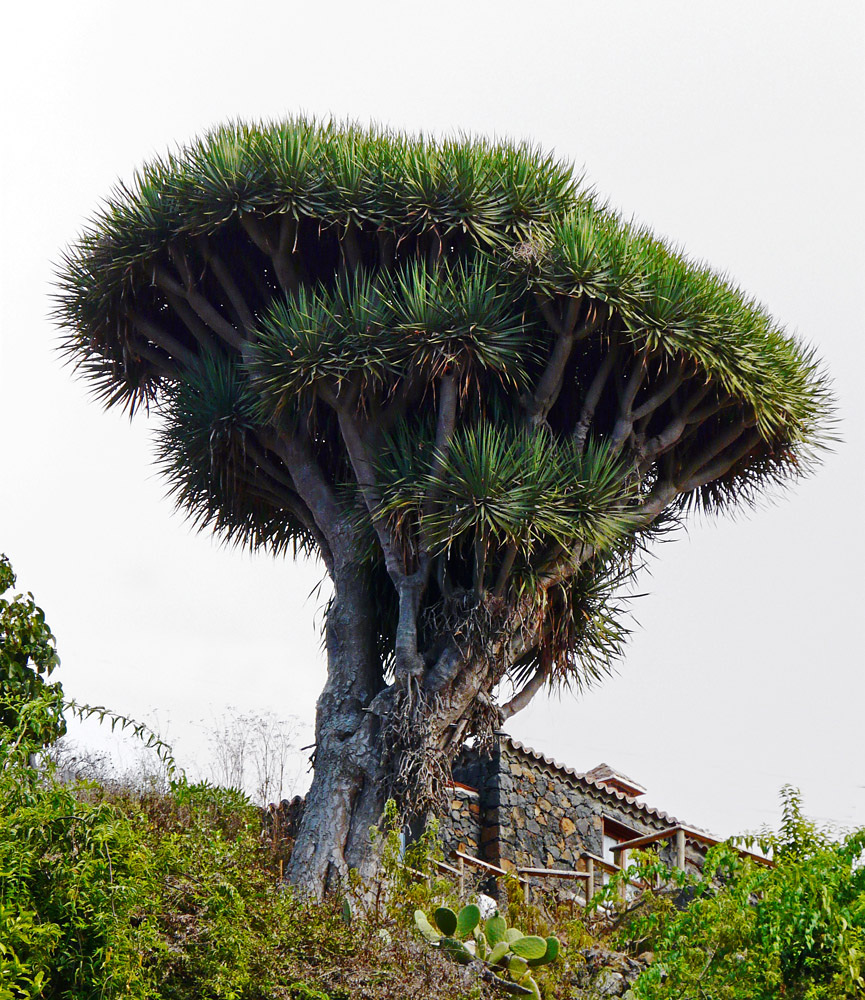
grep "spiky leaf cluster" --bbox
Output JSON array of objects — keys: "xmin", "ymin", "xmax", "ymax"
[
  {"xmin": 512, "ymin": 203, "xmax": 828, "ymax": 446},
  {"xmin": 156, "ymin": 356, "xmax": 316, "ymax": 556},
  {"xmin": 251, "ymin": 260, "xmax": 530, "ymax": 416}
]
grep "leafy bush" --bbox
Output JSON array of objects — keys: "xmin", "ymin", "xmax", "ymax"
[
  {"xmin": 603, "ymin": 787, "xmax": 865, "ymax": 1000},
  {"xmin": 0, "ymin": 555, "xmax": 64, "ymax": 748},
  {"xmin": 0, "ymin": 747, "xmax": 494, "ymax": 999}
]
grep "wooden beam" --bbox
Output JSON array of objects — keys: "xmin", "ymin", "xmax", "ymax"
[
  {"xmin": 516, "ymin": 868, "xmax": 590, "ymax": 879},
  {"xmin": 581, "ymin": 850, "xmax": 620, "ymax": 874},
  {"xmin": 610, "ymin": 825, "xmax": 774, "ymax": 867}
]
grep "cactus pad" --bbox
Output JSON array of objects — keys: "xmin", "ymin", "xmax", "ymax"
[
  {"xmin": 510, "ymin": 935, "xmax": 548, "ymax": 961},
  {"xmin": 484, "ymin": 913, "xmax": 507, "ymax": 945},
  {"xmin": 433, "ymin": 906, "xmax": 458, "ymax": 937},
  {"xmin": 414, "ymin": 910, "xmax": 441, "ymax": 943},
  {"xmin": 456, "ymin": 903, "xmax": 481, "ymax": 938},
  {"xmin": 439, "ymin": 936, "xmax": 473, "ymax": 964},
  {"xmin": 488, "ymin": 940, "xmax": 510, "ymax": 965},
  {"xmin": 528, "ymin": 935, "xmax": 560, "ymax": 967}
]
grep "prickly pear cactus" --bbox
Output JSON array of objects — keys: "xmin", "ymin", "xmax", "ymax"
[{"xmin": 413, "ymin": 904, "xmax": 560, "ymax": 996}]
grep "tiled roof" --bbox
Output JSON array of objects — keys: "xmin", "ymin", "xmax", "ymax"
[
  {"xmin": 583, "ymin": 762, "xmax": 647, "ymax": 797},
  {"xmin": 504, "ymin": 735, "xmax": 688, "ymax": 829}
]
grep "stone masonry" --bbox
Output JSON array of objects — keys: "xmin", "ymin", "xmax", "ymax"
[{"xmin": 443, "ymin": 735, "xmax": 708, "ymax": 885}]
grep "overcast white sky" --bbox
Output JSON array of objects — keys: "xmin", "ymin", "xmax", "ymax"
[{"xmin": 1, "ymin": 1, "xmax": 863, "ymax": 837}]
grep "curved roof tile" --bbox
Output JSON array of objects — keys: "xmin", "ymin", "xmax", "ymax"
[{"xmin": 503, "ymin": 735, "xmax": 699, "ymax": 830}]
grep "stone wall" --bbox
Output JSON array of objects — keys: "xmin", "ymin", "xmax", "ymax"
[
  {"xmin": 482, "ymin": 741, "xmax": 665, "ymax": 871},
  {"xmin": 437, "ymin": 781, "xmax": 482, "ymax": 859},
  {"xmin": 448, "ymin": 738, "xmax": 708, "ymax": 878}
]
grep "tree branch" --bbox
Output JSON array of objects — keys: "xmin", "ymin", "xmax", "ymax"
[
  {"xmin": 638, "ymin": 382, "xmax": 717, "ymax": 465},
  {"xmin": 267, "ymin": 428, "xmax": 345, "ymax": 568},
  {"xmin": 239, "ymin": 213, "xmax": 300, "ymax": 295},
  {"xmin": 610, "ymin": 347, "xmax": 650, "ymax": 452},
  {"xmin": 198, "ymin": 239, "xmax": 256, "ymax": 334},
  {"xmin": 328, "ymin": 391, "xmax": 406, "ymax": 583},
  {"xmin": 500, "ymin": 664, "xmax": 549, "ymax": 720},
  {"xmin": 155, "ymin": 263, "xmax": 244, "ymax": 351},
  {"xmin": 132, "ymin": 342, "xmax": 182, "ymax": 377},
  {"xmin": 526, "ymin": 298, "xmax": 605, "ymax": 428},
  {"xmin": 493, "ymin": 543, "xmax": 518, "ymax": 598},
  {"xmin": 128, "ymin": 312, "xmax": 198, "ymax": 370},
  {"xmin": 681, "ymin": 425, "xmax": 761, "ymax": 491},
  {"xmin": 631, "ymin": 357, "xmax": 686, "ymax": 421},
  {"xmin": 574, "ymin": 336, "xmax": 618, "ymax": 452},
  {"xmin": 245, "ymin": 438, "xmax": 335, "ymax": 573}
]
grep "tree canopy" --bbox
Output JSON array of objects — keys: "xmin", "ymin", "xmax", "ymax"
[{"xmin": 54, "ymin": 118, "xmax": 833, "ymax": 887}]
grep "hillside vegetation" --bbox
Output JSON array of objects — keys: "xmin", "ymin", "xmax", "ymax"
[
  {"xmin": 1, "ymin": 726, "xmax": 863, "ymax": 999},
  {"xmin": 1, "ymin": 556, "xmax": 862, "ymax": 998}
]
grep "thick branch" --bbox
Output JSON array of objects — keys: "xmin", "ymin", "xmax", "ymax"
[
  {"xmin": 162, "ymin": 290, "xmax": 218, "ymax": 354},
  {"xmin": 132, "ymin": 342, "xmax": 182, "ymax": 377},
  {"xmin": 574, "ymin": 337, "xmax": 618, "ymax": 452},
  {"xmin": 328, "ymin": 392, "xmax": 406, "ymax": 582},
  {"xmin": 239, "ymin": 213, "xmax": 299, "ymax": 295},
  {"xmin": 199, "ymin": 240, "xmax": 256, "ymax": 334},
  {"xmin": 638, "ymin": 383, "xmax": 717, "ymax": 464},
  {"xmin": 155, "ymin": 264, "xmax": 244, "ymax": 351},
  {"xmin": 534, "ymin": 293, "xmax": 579, "ymax": 339},
  {"xmin": 631, "ymin": 358, "xmax": 686, "ymax": 421},
  {"xmin": 610, "ymin": 348, "xmax": 649, "ymax": 452},
  {"xmin": 267, "ymin": 428, "xmax": 345, "ymax": 567},
  {"xmin": 527, "ymin": 298, "xmax": 606, "ymax": 429},
  {"xmin": 500, "ymin": 665, "xmax": 548, "ymax": 720},
  {"xmin": 681, "ymin": 426, "xmax": 762, "ymax": 491},
  {"xmin": 241, "ymin": 439, "xmax": 335, "ymax": 569},
  {"xmin": 128, "ymin": 312, "xmax": 198, "ymax": 370},
  {"xmin": 493, "ymin": 543, "xmax": 518, "ymax": 598}
]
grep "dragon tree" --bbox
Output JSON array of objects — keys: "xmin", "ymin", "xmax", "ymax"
[{"xmin": 56, "ymin": 118, "xmax": 831, "ymax": 894}]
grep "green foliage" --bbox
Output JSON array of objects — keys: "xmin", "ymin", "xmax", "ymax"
[
  {"xmin": 435, "ymin": 906, "xmax": 458, "ymax": 937},
  {"xmin": 0, "ymin": 555, "xmax": 65, "ymax": 748},
  {"xmin": 251, "ymin": 261, "xmax": 531, "ymax": 414},
  {"xmin": 55, "ymin": 116, "xmax": 834, "ymax": 704},
  {"xmin": 0, "ymin": 743, "xmax": 482, "ymax": 1000},
  {"xmin": 414, "ymin": 901, "xmax": 560, "ymax": 997},
  {"xmin": 604, "ymin": 788, "xmax": 865, "ymax": 1000},
  {"xmin": 513, "ymin": 201, "xmax": 830, "ymax": 446},
  {"xmin": 156, "ymin": 355, "xmax": 314, "ymax": 557}
]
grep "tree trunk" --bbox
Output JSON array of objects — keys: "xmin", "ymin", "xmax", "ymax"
[
  {"xmin": 287, "ymin": 561, "xmax": 386, "ymax": 894},
  {"xmin": 286, "ymin": 574, "xmax": 500, "ymax": 894}
]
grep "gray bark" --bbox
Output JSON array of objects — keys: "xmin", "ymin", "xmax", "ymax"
[{"xmin": 286, "ymin": 561, "xmax": 385, "ymax": 893}]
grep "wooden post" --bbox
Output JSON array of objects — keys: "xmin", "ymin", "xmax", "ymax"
[
  {"xmin": 524, "ymin": 877, "xmax": 530, "ymax": 907},
  {"xmin": 458, "ymin": 855, "xmax": 465, "ymax": 901},
  {"xmin": 619, "ymin": 849, "xmax": 628, "ymax": 901},
  {"xmin": 676, "ymin": 828, "xmax": 686, "ymax": 871},
  {"xmin": 586, "ymin": 857, "xmax": 594, "ymax": 903}
]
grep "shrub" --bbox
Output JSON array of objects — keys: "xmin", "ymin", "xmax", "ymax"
[{"xmin": 604, "ymin": 787, "xmax": 865, "ymax": 1000}]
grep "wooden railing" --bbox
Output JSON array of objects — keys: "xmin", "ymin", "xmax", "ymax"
[
  {"xmin": 406, "ymin": 826, "xmax": 770, "ymax": 907},
  {"xmin": 610, "ymin": 825, "xmax": 774, "ymax": 872},
  {"xmin": 450, "ymin": 849, "xmax": 609, "ymax": 905}
]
